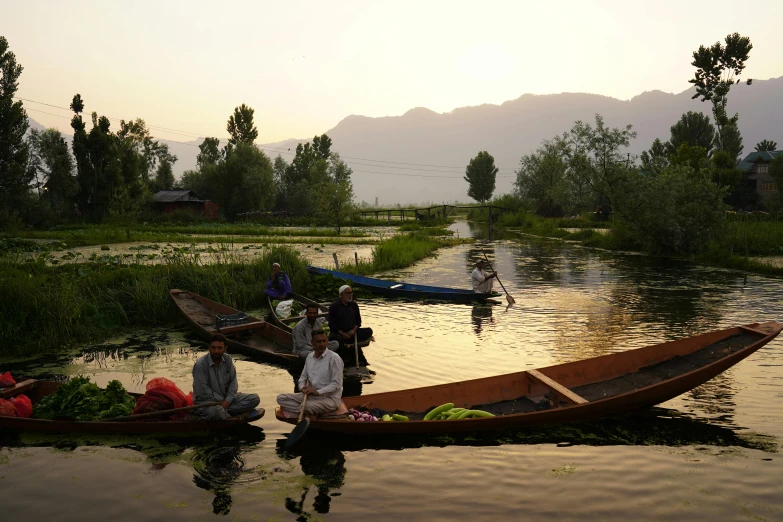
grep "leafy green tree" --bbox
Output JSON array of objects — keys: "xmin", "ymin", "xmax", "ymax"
[
  {"xmin": 204, "ymin": 143, "xmax": 274, "ymax": 220},
  {"xmin": 716, "ymin": 122, "xmax": 743, "ymax": 163},
  {"xmin": 0, "ymin": 36, "xmax": 31, "ymax": 217},
  {"xmin": 273, "ymin": 154, "xmax": 289, "ymax": 208},
  {"xmin": 515, "ymin": 140, "xmax": 571, "ymax": 215},
  {"xmin": 226, "ymin": 104, "xmax": 258, "ymax": 145},
  {"xmin": 464, "ymin": 151, "xmax": 498, "ymax": 204},
  {"xmin": 27, "ymin": 128, "xmax": 77, "ymax": 218},
  {"xmin": 667, "ymin": 111, "xmax": 716, "ymax": 155},
  {"xmin": 280, "ymin": 135, "xmax": 333, "ymax": 213},
  {"xmin": 768, "ymin": 156, "xmax": 783, "ymax": 205},
  {"xmin": 640, "ymin": 138, "xmax": 670, "ymax": 175},
  {"xmin": 312, "ymin": 134, "xmax": 332, "ymax": 160},
  {"xmin": 197, "ymin": 137, "xmax": 222, "ymax": 168},
  {"xmin": 317, "ymin": 153, "xmax": 355, "ymax": 234},
  {"xmin": 689, "ymin": 33, "xmax": 752, "ymax": 152},
  {"xmin": 755, "ymin": 140, "xmax": 778, "ymax": 152},
  {"xmin": 670, "ymin": 143, "xmax": 710, "ymax": 172},
  {"xmin": 152, "ymin": 155, "xmax": 175, "ymax": 192}
]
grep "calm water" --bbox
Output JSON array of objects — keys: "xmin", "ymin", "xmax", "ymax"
[{"xmin": 2, "ymin": 220, "xmax": 783, "ymax": 521}]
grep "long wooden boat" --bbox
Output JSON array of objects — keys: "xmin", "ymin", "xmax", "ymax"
[
  {"xmin": 0, "ymin": 379, "xmax": 264, "ymax": 434},
  {"xmin": 307, "ymin": 266, "xmax": 500, "ymax": 302},
  {"xmin": 170, "ymin": 289, "xmax": 298, "ymax": 366},
  {"xmin": 276, "ymin": 321, "xmax": 782, "ymax": 434},
  {"xmin": 267, "ymin": 292, "xmax": 372, "ymax": 349}
]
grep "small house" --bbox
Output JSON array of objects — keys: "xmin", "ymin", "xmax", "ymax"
[
  {"xmin": 152, "ymin": 190, "xmax": 219, "ymax": 218},
  {"xmin": 738, "ymin": 150, "xmax": 782, "ymax": 202}
]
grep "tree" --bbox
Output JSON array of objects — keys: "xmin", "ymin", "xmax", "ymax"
[
  {"xmin": 0, "ymin": 36, "xmax": 31, "ymax": 217},
  {"xmin": 755, "ymin": 140, "xmax": 778, "ymax": 152},
  {"xmin": 667, "ymin": 111, "xmax": 716, "ymax": 155},
  {"xmin": 670, "ymin": 143, "xmax": 710, "ymax": 172},
  {"xmin": 28, "ymin": 128, "xmax": 77, "ymax": 218},
  {"xmin": 717, "ymin": 122, "xmax": 743, "ymax": 164},
  {"xmin": 689, "ymin": 33, "xmax": 752, "ymax": 152},
  {"xmin": 317, "ymin": 153, "xmax": 355, "ymax": 234},
  {"xmin": 464, "ymin": 151, "xmax": 498, "ymax": 204},
  {"xmin": 280, "ymin": 136, "xmax": 332, "ymax": 213},
  {"xmin": 769, "ymin": 156, "xmax": 783, "ymax": 205},
  {"xmin": 640, "ymin": 138, "xmax": 670, "ymax": 175},
  {"xmin": 207, "ymin": 143, "xmax": 274, "ymax": 220},
  {"xmin": 515, "ymin": 140, "xmax": 571, "ymax": 216},
  {"xmin": 226, "ymin": 104, "xmax": 258, "ymax": 145},
  {"xmin": 197, "ymin": 137, "xmax": 222, "ymax": 168}
]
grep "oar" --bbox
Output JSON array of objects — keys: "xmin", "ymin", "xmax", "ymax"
[
  {"xmin": 482, "ymin": 250, "xmax": 515, "ymax": 305},
  {"xmin": 107, "ymin": 401, "xmax": 222, "ymax": 422},
  {"xmin": 345, "ymin": 332, "xmax": 372, "ymax": 383},
  {"xmin": 285, "ymin": 386, "xmax": 310, "ymax": 449}
]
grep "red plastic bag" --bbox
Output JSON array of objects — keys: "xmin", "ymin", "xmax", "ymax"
[
  {"xmin": 9, "ymin": 394, "xmax": 32, "ymax": 418},
  {"xmin": 146, "ymin": 377, "xmax": 193, "ymax": 408},
  {"xmin": 0, "ymin": 371, "xmax": 16, "ymax": 388},
  {"xmin": 0, "ymin": 398, "xmax": 16, "ymax": 417},
  {"xmin": 132, "ymin": 378, "xmax": 193, "ymax": 420}
]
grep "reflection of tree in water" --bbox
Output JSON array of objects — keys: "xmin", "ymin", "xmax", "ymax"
[
  {"xmin": 277, "ymin": 446, "xmax": 347, "ymax": 520},
  {"xmin": 471, "ymin": 304, "xmax": 494, "ymax": 336}
]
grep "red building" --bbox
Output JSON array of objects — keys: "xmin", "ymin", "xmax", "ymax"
[{"xmin": 152, "ymin": 190, "xmax": 220, "ymax": 218}]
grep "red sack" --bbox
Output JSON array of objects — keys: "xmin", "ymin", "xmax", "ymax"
[
  {"xmin": 0, "ymin": 398, "xmax": 16, "ymax": 417},
  {"xmin": 9, "ymin": 394, "xmax": 32, "ymax": 418},
  {"xmin": 146, "ymin": 377, "xmax": 193, "ymax": 408},
  {"xmin": 0, "ymin": 371, "xmax": 16, "ymax": 388},
  {"xmin": 131, "ymin": 378, "xmax": 194, "ymax": 420}
]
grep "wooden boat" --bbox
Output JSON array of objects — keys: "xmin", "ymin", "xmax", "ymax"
[
  {"xmin": 0, "ymin": 379, "xmax": 264, "ymax": 434},
  {"xmin": 307, "ymin": 266, "xmax": 500, "ymax": 302},
  {"xmin": 276, "ymin": 321, "xmax": 782, "ymax": 434},
  {"xmin": 267, "ymin": 292, "xmax": 372, "ymax": 349},
  {"xmin": 170, "ymin": 289, "xmax": 299, "ymax": 366}
]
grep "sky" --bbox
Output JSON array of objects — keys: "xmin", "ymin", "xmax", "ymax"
[{"xmin": 4, "ymin": 0, "xmax": 783, "ymax": 144}]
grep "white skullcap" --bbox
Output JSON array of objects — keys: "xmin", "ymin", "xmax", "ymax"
[
  {"xmin": 339, "ymin": 285, "xmax": 351, "ymax": 295},
  {"xmin": 272, "ymin": 262, "xmax": 280, "ymax": 268}
]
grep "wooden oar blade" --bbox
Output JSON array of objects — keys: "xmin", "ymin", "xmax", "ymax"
[
  {"xmin": 285, "ymin": 417, "xmax": 311, "ymax": 449},
  {"xmin": 506, "ymin": 294, "xmax": 516, "ymax": 305}
]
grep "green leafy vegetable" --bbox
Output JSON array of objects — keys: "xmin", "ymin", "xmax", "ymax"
[{"xmin": 33, "ymin": 376, "xmax": 136, "ymax": 421}]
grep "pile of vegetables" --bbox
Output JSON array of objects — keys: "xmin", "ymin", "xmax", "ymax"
[
  {"xmin": 423, "ymin": 403, "xmax": 494, "ymax": 420},
  {"xmin": 381, "ymin": 414, "xmax": 409, "ymax": 422},
  {"xmin": 33, "ymin": 377, "xmax": 136, "ymax": 421},
  {"xmin": 347, "ymin": 408, "xmax": 378, "ymax": 422}
]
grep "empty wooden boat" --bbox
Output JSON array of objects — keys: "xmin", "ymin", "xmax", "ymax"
[
  {"xmin": 276, "ymin": 321, "xmax": 782, "ymax": 434},
  {"xmin": 0, "ymin": 379, "xmax": 264, "ymax": 434}
]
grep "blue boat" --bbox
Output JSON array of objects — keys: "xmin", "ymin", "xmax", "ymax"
[{"xmin": 307, "ymin": 266, "xmax": 500, "ymax": 302}]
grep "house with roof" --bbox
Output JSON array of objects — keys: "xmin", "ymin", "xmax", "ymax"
[
  {"xmin": 152, "ymin": 190, "xmax": 220, "ymax": 218},
  {"xmin": 738, "ymin": 150, "xmax": 783, "ymax": 204}
]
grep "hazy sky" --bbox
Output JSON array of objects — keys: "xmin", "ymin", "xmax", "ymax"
[{"xmin": 5, "ymin": 0, "xmax": 783, "ymax": 144}]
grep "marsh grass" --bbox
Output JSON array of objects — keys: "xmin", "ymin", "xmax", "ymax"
[{"xmin": 340, "ymin": 232, "xmax": 467, "ymax": 276}]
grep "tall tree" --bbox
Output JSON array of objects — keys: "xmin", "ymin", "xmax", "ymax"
[
  {"xmin": 197, "ymin": 137, "xmax": 222, "ymax": 168},
  {"xmin": 28, "ymin": 128, "xmax": 77, "ymax": 217},
  {"xmin": 689, "ymin": 32, "xmax": 752, "ymax": 152},
  {"xmin": 226, "ymin": 104, "xmax": 258, "ymax": 145},
  {"xmin": 515, "ymin": 140, "xmax": 570, "ymax": 216},
  {"xmin": 768, "ymin": 156, "xmax": 783, "ymax": 205},
  {"xmin": 0, "ymin": 36, "xmax": 31, "ymax": 216},
  {"xmin": 755, "ymin": 140, "xmax": 778, "ymax": 152},
  {"xmin": 717, "ymin": 122, "xmax": 743, "ymax": 163},
  {"xmin": 464, "ymin": 151, "xmax": 498, "ymax": 204},
  {"xmin": 312, "ymin": 134, "xmax": 332, "ymax": 160},
  {"xmin": 640, "ymin": 138, "xmax": 670, "ymax": 175},
  {"xmin": 317, "ymin": 153, "xmax": 355, "ymax": 234},
  {"xmin": 667, "ymin": 111, "xmax": 716, "ymax": 155}
]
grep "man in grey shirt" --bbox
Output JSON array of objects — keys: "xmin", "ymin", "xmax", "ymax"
[
  {"xmin": 277, "ymin": 329, "xmax": 344, "ymax": 416},
  {"xmin": 292, "ymin": 304, "xmax": 339, "ymax": 360},
  {"xmin": 192, "ymin": 334, "xmax": 261, "ymax": 421}
]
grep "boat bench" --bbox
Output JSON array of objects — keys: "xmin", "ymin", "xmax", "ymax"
[{"xmin": 526, "ymin": 369, "xmax": 588, "ymax": 407}]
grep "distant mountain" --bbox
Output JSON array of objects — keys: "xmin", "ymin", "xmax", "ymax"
[{"xmin": 28, "ymin": 75, "xmax": 783, "ymax": 205}]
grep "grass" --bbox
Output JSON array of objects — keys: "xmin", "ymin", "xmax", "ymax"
[{"xmin": 0, "ymin": 245, "xmax": 310, "ymax": 356}]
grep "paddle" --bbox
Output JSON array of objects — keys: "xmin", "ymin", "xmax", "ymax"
[
  {"xmin": 345, "ymin": 332, "xmax": 372, "ymax": 383},
  {"xmin": 285, "ymin": 386, "xmax": 310, "ymax": 449},
  {"xmin": 482, "ymin": 250, "xmax": 515, "ymax": 305},
  {"xmin": 107, "ymin": 401, "xmax": 222, "ymax": 422}
]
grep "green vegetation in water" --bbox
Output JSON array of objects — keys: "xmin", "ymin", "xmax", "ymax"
[
  {"xmin": 33, "ymin": 377, "xmax": 135, "ymax": 420},
  {"xmin": 0, "ymin": 245, "xmax": 310, "ymax": 356}
]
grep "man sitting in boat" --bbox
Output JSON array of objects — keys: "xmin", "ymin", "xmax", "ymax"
[
  {"xmin": 192, "ymin": 334, "xmax": 261, "ymax": 421},
  {"xmin": 277, "ymin": 329, "xmax": 344, "ymax": 416},
  {"xmin": 292, "ymin": 304, "xmax": 339, "ymax": 360},
  {"xmin": 328, "ymin": 285, "xmax": 373, "ymax": 347},
  {"xmin": 265, "ymin": 262, "xmax": 293, "ymax": 299},
  {"xmin": 471, "ymin": 260, "xmax": 497, "ymax": 294}
]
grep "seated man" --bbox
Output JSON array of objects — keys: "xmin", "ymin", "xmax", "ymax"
[
  {"xmin": 192, "ymin": 334, "xmax": 261, "ymax": 421},
  {"xmin": 277, "ymin": 329, "xmax": 343, "ymax": 416},
  {"xmin": 328, "ymin": 285, "xmax": 373, "ymax": 348},
  {"xmin": 292, "ymin": 304, "xmax": 339, "ymax": 360},
  {"xmin": 471, "ymin": 259, "xmax": 497, "ymax": 294},
  {"xmin": 265, "ymin": 262, "xmax": 293, "ymax": 300}
]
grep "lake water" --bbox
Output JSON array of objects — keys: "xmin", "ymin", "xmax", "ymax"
[{"xmin": 2, "ymin": 220, "xmax": 782, "ymax": 521}]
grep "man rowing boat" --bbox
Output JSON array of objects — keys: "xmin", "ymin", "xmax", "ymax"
[
  {"xmin": 328, "ymin": 285, "xmax": 373, "ymax": 347},
  {"xmin": 471, "ymin": 259, "xmax": 497, "ymax": 294}
]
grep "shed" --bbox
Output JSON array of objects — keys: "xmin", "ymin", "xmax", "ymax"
[{"xmin": 152, "ymin": 190, "xmax": 219, "ymax": 218}]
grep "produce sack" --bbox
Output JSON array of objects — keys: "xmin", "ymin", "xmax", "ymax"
[
  {"xmin": 132, "ymin": 378, "xmax": 193, "ymax": 420},
  {"xmin": 275, "ymin": 299, "xmax": 294, "ymax": 318},
  {"xmin": 0, "ymin": 371, "xmax": 16, "ymax": 388},
  {"xmin": 0, "ymin": 398, "xmax": 17, "ymax": 417},
  {"xmin": 10, "ymin": 394, "xmax": 32, "ymax": 418}
]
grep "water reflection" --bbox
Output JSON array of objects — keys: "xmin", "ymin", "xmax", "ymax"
[
  {"xmin": 471, "ymin": 304, "xmax": 494, "ymax": 336},
  {"xmin": 277, "ymin": 447, "xmax": 347, "ymax": 518}
]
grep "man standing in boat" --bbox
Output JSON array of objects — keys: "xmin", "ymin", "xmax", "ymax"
[
  {"xmin": 328, "ymin": 285, "xmax": 373, "ymax": 348},
  {"xmin": 265, "ymin": 262, "xmax": 293, "ymax": 300},
  {"xmin": 277, "ymin": 329, "xmax": 344, "ymax": 416},
  {"xmin": 192, "ymin": 334, "xmax": 261, "ymax": 421},
  {"xmin": 471, "ymin": 259, "xmax": 497, "ymax": 294},
  {"xmin": 292, "ymin": 304, "xmax": 339, "ymax": 360}
]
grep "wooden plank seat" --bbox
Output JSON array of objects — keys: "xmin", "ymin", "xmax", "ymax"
[{"xmin": 526, "ymin": 369, "xmax": 588, "ymax": 406}]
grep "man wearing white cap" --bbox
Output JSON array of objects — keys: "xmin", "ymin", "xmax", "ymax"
[
  {"xmin": 264, "ymin": 262, "xmax": 292, "ymax": 299},
  {"xmin": 471, "ymin": 259, "xmax": 496, "ymax": 294},
  {"xmin": 328, "ymin": 285, "xmax": 373, "ymax": 349}
]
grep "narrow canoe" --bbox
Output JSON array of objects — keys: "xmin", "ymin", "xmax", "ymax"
[
  {"xmin": 0, "ymin": 379, "xmax": 264, "ymax": 434},
  {"xmin": 170, "ymin": 289, "xmax": 299, "ymax": 366},
  {"xmin": 307, "ymin": 266, "xmax": 500, "ymax": 302},
  {"xmin": 276, "ymin": 321, "xmax": 782, "ymax": 434},
  {"xmin": 267, "ymin": 292, "xmax": 372, "ymax": 349}
]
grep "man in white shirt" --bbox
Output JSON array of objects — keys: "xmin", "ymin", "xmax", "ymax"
[
  {"xmin": 291, "ymin": 304, "xmax": 339, "ymax": 360},
  {"xmin": 277, "ymin": 330, "xmax": 344, "ymax": 416},
  {"xmin": 471, "ymin": 259, "xmax": 497, "ymax": 294}
]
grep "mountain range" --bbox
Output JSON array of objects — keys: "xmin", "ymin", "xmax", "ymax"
[{"xmin": 30, "ymin": 75, "xmax": 783, "ymax": 205}]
